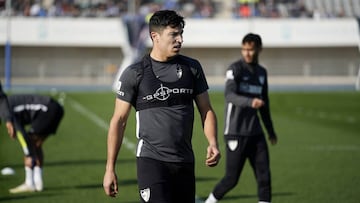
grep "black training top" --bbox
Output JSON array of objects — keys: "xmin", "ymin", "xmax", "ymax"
[
  {"xmin": 114, "ymin": 54, "xmax": 208, "ymax": 163},
  {"xmin": 1, "ymin": 94, "xmax": 52, "ymax": 125},
  {"xmin": 224, "ymin": 59, "xmax": 276, "ymax": 138}
]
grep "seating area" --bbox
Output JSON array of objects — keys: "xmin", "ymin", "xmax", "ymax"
[
  {"xmin": 303, "ymin": 0, "xmax": 360, "ymax": 18},
  {"xmin": 232, "ymin": 0, "xmax": 360, "ymax": 18},
  {"xmin": 0, "ymin": 0, "xmax": 359, "ymax": 18}
]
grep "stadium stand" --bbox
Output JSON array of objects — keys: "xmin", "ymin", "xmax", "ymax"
[
  {"xmin": 0, "ymin": 0, "xmax": 359, "ymax": 90},
  {"xmin": 0, "ymin": 0, "xmax": 360, "ymax": 18}
]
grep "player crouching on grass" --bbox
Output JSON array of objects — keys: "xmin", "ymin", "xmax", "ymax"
[{"xmin": 0, "ymin": 84, "xmax": 64, "ymax": 193}]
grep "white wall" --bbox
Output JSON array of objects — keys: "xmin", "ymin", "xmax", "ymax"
[
  {"xmin": 0, "ymin": 18, "xmax": 128, "ymax": 47},
  {"xmin": 0, "ymin": 18, "xmax": 359, "ymax": 87},
  {"xmin": 184, "ymin": 18, "xmax": 360, "ymax": 47},
  {"xmin": 0, "ymin": 18, "xmax": 359, "ymax": 47}
]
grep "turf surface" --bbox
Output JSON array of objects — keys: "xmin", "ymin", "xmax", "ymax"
[{"xmin": 1, "ymin": 91, "xmax": 359, "ymax": 203}]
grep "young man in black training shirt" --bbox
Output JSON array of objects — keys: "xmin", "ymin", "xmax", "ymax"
[
  {"xmin": 103, "ymin": 10, "xmax": 221, "ymax": 203},
  {"xmin": 205, "ymin": 33, "xmax": 278, "ymax": 203}
]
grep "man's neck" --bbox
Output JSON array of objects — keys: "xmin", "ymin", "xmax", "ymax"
[{"xmin": 150, "ymin": 50, "xmax": 177, "ymax": 62}]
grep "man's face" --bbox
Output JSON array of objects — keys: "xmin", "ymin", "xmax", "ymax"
[
  {"xmin": 241, "ymin": 42, "xmax": 259, "ymax": 64},
  {"xmin": 152, "ymin": 25, "xmax": 183, "ymax": 59}
]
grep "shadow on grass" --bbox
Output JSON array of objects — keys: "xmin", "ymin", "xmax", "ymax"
[
  {"xmin": 0, "ymin": 179, "xmax": 139, "ymax": 203},
  {"xmin": 0, "ymin": 192, "xmax": 138, "ymax": 203},
  {"xmin": 45, "ymin": 158, "xmax": 135, "ymax": 167},
  {"xmin": 196, "ymin": 176, "xmax": 218, "ymax": 182},
  {"xmin": 75, "ymin": 179, "xmax": 138, "ymax": 189},
  {"xmin": 44, "ymin": 178, "xmax": 138, "ymax": 191},
  {"xmin": 0, "ymin": 193, "xmax": 58, "ymax": 202},
  {"xmin": 43, "ymin": 176, "xmax": 214, "ymax": 192},
  {"xmin": 5, "ymin": 158, "xmax": 135, "ymax": 169},
  {"xmin": 220, "ymin": 192, "xmax": 295, "ymax": 201}
]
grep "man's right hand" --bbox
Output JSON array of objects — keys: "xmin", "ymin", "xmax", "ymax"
[
  {"xmin": 5, "ymin": 121, "xmax": 15, "ymax": 139},
  {"xmin": 103, "ymin": 170, "xmax": 118, "ymax": 197},
  {"xmin": 206, "ymin": 145, "xmax": 221, "ymax": 167},
  {"xmin": 251, "ymin": 98, "xmax": 264, "ymax": 109}
]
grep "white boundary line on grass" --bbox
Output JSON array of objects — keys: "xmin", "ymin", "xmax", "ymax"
[
  {"xmin": 295, "ymin": 107, "xmax": 356, "ymax": 124},
  {"xmin": 307, "ymin": 145, "xmax": 360, "ymax": 151},
  {"xmin": 67, "ymin": 98, "xmax": 136, "ymax": 153},
  {"xmin": 67, "ymin": 97, "xmax": 205, "ymax": 203}
]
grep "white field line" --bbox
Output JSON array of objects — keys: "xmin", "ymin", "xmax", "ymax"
[
  {"xmin": 67, "ymin": 97, "xmax": 136, "ymax": 153},
  {"xmin": 295, "ymin": 107, "xmax": 356, "ymax": 124},
  {"xmin": 68, "ymin": 97, "xmax": 205, "ymax": 203},
  {"xmin": 307, "ymin": 145, "xmax": 360, "ymax": 151}
]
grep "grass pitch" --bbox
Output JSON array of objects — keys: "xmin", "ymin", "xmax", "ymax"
[{"xmin": 1, "ymin": 91, "xmax": 359, "ymax": 203}]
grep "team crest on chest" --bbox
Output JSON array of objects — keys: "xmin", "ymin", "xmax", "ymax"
[
  {"xmin": 258, "ymin": 76, "xmax": 265, "ymax": 84},
  {"xmin": 176, "ymin": 67, "xmax": 183, "ymax": 78},
  {"xmin": 140, "ymin": 188, "xmax": 150, "ymax": 202}
]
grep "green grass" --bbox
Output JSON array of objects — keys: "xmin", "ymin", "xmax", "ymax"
[{"xmin": 1, "ymin": 91, "xmax": 360, "ymax": 203}]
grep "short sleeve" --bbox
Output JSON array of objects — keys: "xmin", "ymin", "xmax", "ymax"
[
  {"xmin": 114, "ymin": 67, "xmax": 138, "ymax": 105},
  {"xmin": 192, "ymin": 60, "xmax": 209, "ymax": 95}
]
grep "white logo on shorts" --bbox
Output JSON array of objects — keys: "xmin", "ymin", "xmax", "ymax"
[
  {"xmin": 228, "ymin": 140, "xmax": 238, "ymax": 151},
  {"xmin": 140, "ymin": 188, "xmax": 150, "ymax": 202}
]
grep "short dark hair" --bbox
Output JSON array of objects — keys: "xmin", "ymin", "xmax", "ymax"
[
  {"xmin": 149, "ymin": 10, "xmax": 185, "ymax": 34},
  {"xmin": 242, "ymin": 33, "xmax": 262, "ymax": 50}
]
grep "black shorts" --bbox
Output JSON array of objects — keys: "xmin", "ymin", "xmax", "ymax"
[
  {"xmin": 29, "ymin": 99, "xmax": 64, "ymax": 136},
  {"xmin": 137, "ymin": 157, "xmax": 195, "ymax": 203}
]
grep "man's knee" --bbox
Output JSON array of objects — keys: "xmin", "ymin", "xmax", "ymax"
[
  {"xmin": 24, "ymin": 156, "xmax": 33, "ymax": 167},
  {"xmin": 30, "ymin": 135, "xmax": 46, "ymax": 147}
]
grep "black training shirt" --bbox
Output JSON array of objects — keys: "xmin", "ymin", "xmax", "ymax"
[
  {"xmin": 224, "ymin": 59, "xmax": 276, "ymax": 138},
  {"xmin": 115, "ymin": 54, "xmax": 208, "ymax": 163}
]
